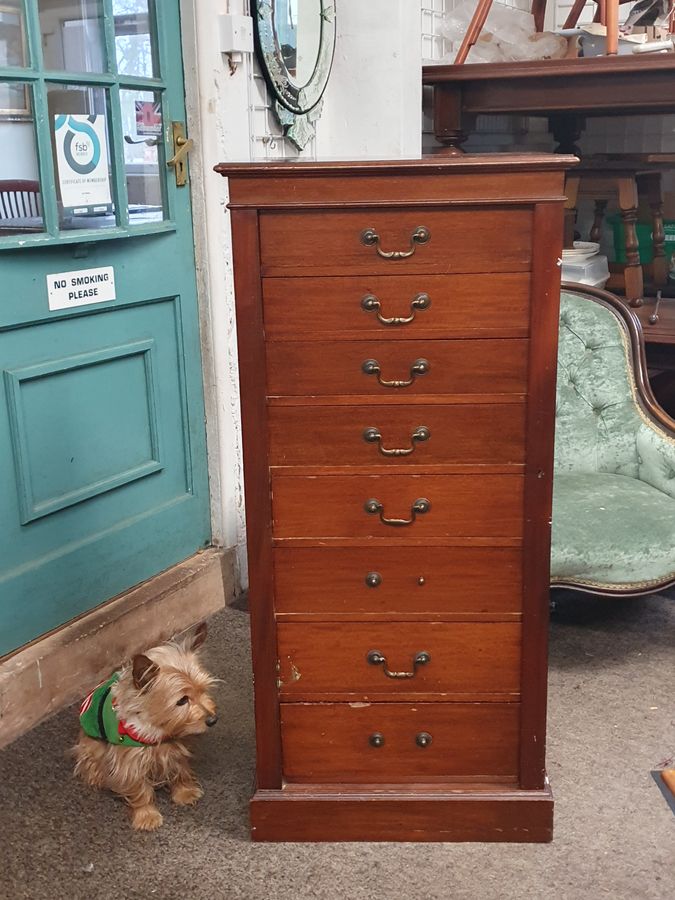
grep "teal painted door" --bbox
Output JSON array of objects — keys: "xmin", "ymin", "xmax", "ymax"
[{"xmin": 0, "ymin": 1, "xmax": 210, "ymax": 655}]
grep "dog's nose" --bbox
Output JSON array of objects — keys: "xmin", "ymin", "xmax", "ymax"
[{"xmin": 206, "ymin": 714, "xmax": 218, "ymax": 727}]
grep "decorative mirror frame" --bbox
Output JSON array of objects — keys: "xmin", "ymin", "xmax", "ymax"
[{"xmin": 253, "ymin": 0, "xmax": 337, "ymax": 151}]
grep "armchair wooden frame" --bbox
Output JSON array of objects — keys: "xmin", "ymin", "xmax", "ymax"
[{"xmin": 552, "ymin": 283, "xmax": 675, "ymax": 597}]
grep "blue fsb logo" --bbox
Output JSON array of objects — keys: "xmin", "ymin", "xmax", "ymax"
[{"xmin": 54, "ymin": 114, "xmax": 101, "ymax": 175}]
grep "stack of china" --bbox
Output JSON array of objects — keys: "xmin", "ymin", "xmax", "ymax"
[{"xmin": 561, "ymin": 241, "xmax": 610, "ymax": 289}]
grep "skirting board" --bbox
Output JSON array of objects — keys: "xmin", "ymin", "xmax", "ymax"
[
  {"xmin": 250, "ymin": 785, "xmax": 554, "ymax": 842},
  {"xmin": 0, "ymin": 547, "xmax": 234, "ymax": 749}
]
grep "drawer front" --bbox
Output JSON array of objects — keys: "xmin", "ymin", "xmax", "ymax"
[
  {"xmin": 276, "ymin": 622, "xmax": 521, "ymax": 696},
  {"xmin": 259, "ymin": 209, "xmax": 532, "ymax": 275},
  {"xmin": 263, "ymin": 273, "xmax": 531, "ymax": 340},
  {"xmin": 268, "ymin": 403, "xmax": 525, "ymax": 468},
  {"xmin": 281, "ymin": 702, "xmax": 520, "ymax": 783},
  {"xmin": 266, "ymin": 339, "xmax": 528, "ymax": 397},
  {"xmin": 274, "ymin": 547, "xmax": 523, "ymax": 615},
  {"xmin": 272, "ymin": 474, "xmax": 524, "ymax": 539}
]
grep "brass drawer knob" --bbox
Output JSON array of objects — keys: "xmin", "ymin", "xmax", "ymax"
[
  {"xmin": 360, "ymin": 225, "xmax": 430, "ymax": 260},
  {"xmin": 416, "ymin": 732, "xmax": 433, "ymax": 748},
  {"xmin": 369, "ymin": 732, "xmax": 385, "ymax": 748},
  {"xmin": 364, "ymin": 497, "xmax": 431, "ymax": 527},
  {"xmin": 365, "ymin": 572, "xmax": 382, "ymax": 588},
  {"xmin": 361, "ymin": 292, "xmax": 431, "ymax": 326},
  {"xmin": 361, "ymin": 357, "xmax": 430, "ymax": 388},
  {"xmin": 366, "ymin": 649, "xmax": 431, "ymax": 679},
  {"xmin": 363, "ymin": 425, "xmax": 430, "ymax": 457}
]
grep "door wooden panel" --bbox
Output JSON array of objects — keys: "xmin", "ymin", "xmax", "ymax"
[
  {"xmin": 273, "ymin": 546, "xmax": 523, "ymax": 615},
  {"xmin": 271, "ymin": 474, "xmax": 524, "ymax": 539},
  {"xmin": 281, "ymin": 702, "xmax": 520, "ymax": 782},
  {"xmin": 262, "ymin": 273, "xmax": 531, "ymax": 340},
  {"xmin": 259, "ymin": 208, "xmax": 532, "ymax": 275},
  {"xmin": 266, "ymin": 339, "xmax": 528, "ymax": 397},
  {"xmin": 276, "ymin": 622, "xmax": 522, "ymax": 696},
  {"xmin": 268, "ymin": 403, "xmax": 526, "ymax": 468}
]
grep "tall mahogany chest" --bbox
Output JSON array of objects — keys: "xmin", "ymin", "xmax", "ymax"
[{"xmin": 215, "ymin": 155, "xmax": 575, "ymax": 842}]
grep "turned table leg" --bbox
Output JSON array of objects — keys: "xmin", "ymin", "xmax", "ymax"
[
  {"xmin": 638, "ymin": 172, "xmax": 668, "ymax": 288},
  {"xmin": 432, "ymin": 83, "xmax": 470, "ymax": 155},
  {"xmin": 564, "ymin": 174, "xmax": 581, "ymax": 248},
  {"xmin": 618, "ymin": 175, "xmax": 644, "ymax": 307},
  {"xmin": 590, "ymin": 199, "xmax": 608, "ymax": 244},
  {"xmin": 549, "ymin": 114, "xmax": 584, "ymax": 156}
]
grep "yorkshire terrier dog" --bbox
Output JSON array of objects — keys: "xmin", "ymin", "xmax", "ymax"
[{"xmin": 73, "ymin": 623, "xmax": 217, "ymax": 831}]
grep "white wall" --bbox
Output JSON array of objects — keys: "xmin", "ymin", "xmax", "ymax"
[
  {"xmin": 0, "ymin": 122, "xmax": 40, "ymax": 180},
  {"xmin": 182, "ymin": 1, "xmax": 423, "ymax": 591}
]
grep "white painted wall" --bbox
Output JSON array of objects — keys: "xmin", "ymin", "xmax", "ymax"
[
  {"xmin": 181, "ymin": 1, "xmax": 423, "ymax": 591},
  {"xmin": 0, "ymin": 122, "xmax": 40, "ymax": 180}
]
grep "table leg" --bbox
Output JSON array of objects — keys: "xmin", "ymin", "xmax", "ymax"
[
  {"xmin": 618, "ymin": 175, "xmax": 644, "ymax": 307},
  {"xmin": 454, "ymin": 0, "xmax": 494, "ymax": 65},
  {"xmin": 563, "ymin": 0, "xmax": 587, "ymax": 29},
  {"xmin": 549, "ymin": 114, "xmax": 584, "ymax": 156},
  {"xmin": 606, "ymin": 0, "xmax": 619, "ymax": 54},
  {"xmin": 639, "ymin": 172, "xmax": 668, "ymax": 287},
  {"xmin": 564, "ymin": 174, "xmax": 580, "ymax": 248},
  {"xmin": 590, "ymin": 199, "xmax": 608, "ymax": 244},
  {"xmin": 432, "ymin": 83, "xmax": 469, "ymax": 155},
  {"xmin": 531, "ymin": 0, "xmax": 547, "ymax": 32}
]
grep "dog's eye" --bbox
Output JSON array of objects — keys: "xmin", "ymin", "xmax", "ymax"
[{"xmin": 176, "ymin": 695, "xmax": 189, "ymax": 706}]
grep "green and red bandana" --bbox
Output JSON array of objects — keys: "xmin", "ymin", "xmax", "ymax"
[{"xmin": 79, "ymin": 673, "xmax": 156, "ymax": 748}]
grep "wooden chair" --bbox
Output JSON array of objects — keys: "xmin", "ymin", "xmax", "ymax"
[
  {"xmin": 565, "ymin": 155, "xmax": 674, "ymax": 307},
  {"xmin": 0, "ymin": 180, "xmax": 41, "ymax": 220},
  {"xmin": 455, "ymin": 0, "xmax": 622, "ymax": 64}
]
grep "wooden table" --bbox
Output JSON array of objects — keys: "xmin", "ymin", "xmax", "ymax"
[{"xmin": 423, "ymin": 55, "xmax": 675, "ymax": 156}]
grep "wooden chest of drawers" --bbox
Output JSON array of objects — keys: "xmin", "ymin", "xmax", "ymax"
[{"xmin": 216, "ymin": 155, "xmax": 575, "ymax": 842}]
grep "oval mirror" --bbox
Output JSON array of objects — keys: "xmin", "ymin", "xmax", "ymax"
[{"xmin": 254, "ymin": 0, "xmax": 336, "ymax": 117}]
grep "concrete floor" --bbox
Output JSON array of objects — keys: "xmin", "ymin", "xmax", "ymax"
[{"xmin": 1, "ymin": 591, "xmax": 673, "ymax": 900}]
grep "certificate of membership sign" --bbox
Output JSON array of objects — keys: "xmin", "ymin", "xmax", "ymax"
[{"xmin": 54, "ymin": 114, "xmax": 112, "ymax": 212}]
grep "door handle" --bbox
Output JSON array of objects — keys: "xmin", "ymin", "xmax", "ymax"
[{"xmin": 167, "ymin": 122, "xmax": 193, "ymax": 187}]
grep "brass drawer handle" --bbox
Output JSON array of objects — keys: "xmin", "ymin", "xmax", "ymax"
[
  {"xmin": 361, "ymin": 292, "xmax": 431, "ymax": 326},
  {"xmin": 364, "ymin": 497, "xmax": 431, "ymax": 527},
  {"xmin": 367, "ymin": 649, "xmax": 431, "ymax": 679},
  {"xmin": 361, "ymin": 226, "xmax": 430, "ymax": 259},
  {"xmin": 363, "ymin": 425, "xmax": 430, "ymax": 457},
  {"xmin": 361, "ymin": 357, "xmax": 430, "ymax": 388},
  {"xmin": 416, "ymin": 732, "xmax": 433, "ymax": 748},
  {"xmin": 369, "ymin": 732, "xmax": 385, "ymax": 748}
]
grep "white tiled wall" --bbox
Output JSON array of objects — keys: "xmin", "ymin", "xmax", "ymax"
[{"xmin": 421, "ymin": 0, "xmax": 539, "ymax": 152}]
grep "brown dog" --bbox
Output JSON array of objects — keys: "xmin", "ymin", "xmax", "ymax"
[{"xmin": 73, "ymin": 623, "xmax": 217, "ymax": 831}]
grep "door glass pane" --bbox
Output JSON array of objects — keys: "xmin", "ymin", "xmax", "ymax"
[
  {"xmin": 113, "ymin": 0, "xmax": 157, "ymax": 78},
  {"xmin": 0, "ymin": 2, "xmax": 28, "ymax": 69},
  {"xmin": 0, "ymin": 83, "xmax": 43, "ymax": 235},
  {"xmin": 121, "ymin": 88, "xmax": 164, "ymax": 223},
  {"xmin": 39, "ymin": 0, "xmax": 105, "ymax": 73},
  {"xmin": 47, "ymin": 83, "xmax": 115, "ymax": 230}
]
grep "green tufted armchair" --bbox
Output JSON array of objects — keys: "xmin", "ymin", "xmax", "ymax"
[{"xmin": 551, "ymin": 285, "xmax": 675, "ymax": 595}]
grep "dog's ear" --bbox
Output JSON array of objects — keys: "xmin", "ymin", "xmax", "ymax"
[
  {"xmin": 191, "ymin": 622, "xmax": 207, "ymax": 650},
  {"xmin": 132, "ymin": 655, "xmax": 159, "ymax": 690}
]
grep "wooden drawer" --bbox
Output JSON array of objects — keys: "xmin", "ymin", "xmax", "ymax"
[
  {"xmin": 276, "ymin": 622, "xmax": 521, "ymax": 697},
  {"xmin": 281, "ymin": 702, "xmax": 520, "ymax": 782},
  {"xmin": 266, "ymin": 339, "xmax": 528, "ymax": 397},
  {"xmin": 271, "ymin": 474, "xmax": 524, "ymax": 539},
  {"xmin": 259, "ymin": 209, "xmax": 532, "ymax": 276},
  {"xmin": 268, "ymin": 403, "xmax": 525, "ymax": 468},
  {"xmin": 262, "ymin": 273, "xmax": 531, "ymax": 340},
  {"xmin": 273, "ymin": 547, "xmax": 523, "ymax": 615}
]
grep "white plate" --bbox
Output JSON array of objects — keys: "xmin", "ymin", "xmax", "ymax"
[{"xmin": 562, "ymin": 241, "xmax": 600, "ymax": 262}]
